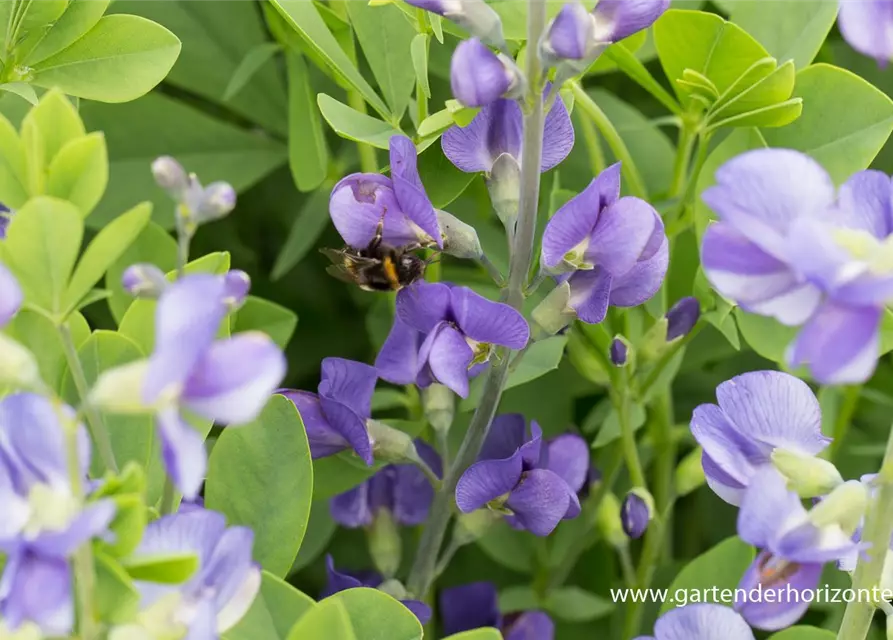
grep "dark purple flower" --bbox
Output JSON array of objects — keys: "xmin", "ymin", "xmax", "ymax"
[
  {"xmin": 142, "ymin": 273, "xmax": 287, "ymax": 499},
  {"xmin": 839, "ymin": 0, "xmax": 893, "ymax": 64},
  {"xmin": 543, "ymin": 2, "xmax": 595, "ymax": 61},
  {"xmin": 323, "ymin": 556, "xmax": 431, "ymax": 624},
  {"xmin": 442, "ymin": 95, "xmax": 574, "ymax": 175},
  {"xmin": 330, "ymin": 135, "xmax": 441, "ymax": 250},
  {"xmin": 541, "ymin": 163, "xmax": 668, "ymax": 324},
  {"xmin": 280, "ymin": 358, "xmax": 377, "ymax": 465},
  {"xmin": 0, "ymin": 394, "xmax": 115, "ymax": 635},
  {"xmin": 440, "ymin": 581, "xmax": 554, "ymax": 640},
  {"xmin": 129, "ymin": 509, "xmax": 261, "ymax": 637},
  {"xmin": 701, "ymin": 149, "xmax": 893, "ymax": 383},
  {"xmin": 666, "ymin": 297, "xmax": 700, "ymax": 341},
  {"xmin": 0, "ymin": 262, "xmax": 22, "ymax": 327},
  {"xmin": 454, "ymin": 416, "xmax": 588, "ymax": 536},
  {"xmin": 690, "ymin": 371, "xmax": 829, "ymax": 506},
  {"xmin": 330, "ymin": 440, "xmax": 442, "ymax": 527},
  {"xmin": 621, "ymin": 490, "xmax": 651, "ymax": 539},
  {"xmin": 610, "ymin": 337, "xmax": 628, "ymax": 366},
  {"xmin": 0, "ymin": 204, "xmax": 10, "ymax": 240},
  {"xmin": 591, "ymin": 0, "xmax": 670, "ymax": 43},
  {"xmin": 734, "ymin": 468, "xmax": 858, "ymax": 630},
  {"xmin": 451, "ymin": 39, "xmax": 521, "ymax": 108},
  {"xmin": 639, "ymin": 604, "xmax": 755, "ymax": 640},
  {"xmin": 375, "ymin": 283, "xmax": 529, "ymax": 398}
]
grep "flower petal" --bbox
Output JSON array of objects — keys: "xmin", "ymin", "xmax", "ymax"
[
  {"xmin": 451, "ymin": 38, "xmax": 513, "ymax": 108},
  {"xmin": 0, "ymin": 262, "xmax": 22, "ymax": 327},
  {"xmin": 329, "ymin": 173, "xmax": 396, "ymax": 248},
  {"xmin": 455, "ymin": 456, "xmax": 523, "ymax": 513},
  {"xmin": 442, "ymin": 99, "xmax": 523, "ymax": 173},
  {"xmin": 653, "ymin": 603, "xmax": 755, "ymax": 640},
  {"xmin": 319, "ymin": 357, "xmax": 377, "ymax": 418},
  {"xmin": 0, "ymin": 393, "xmax": 70, "ymax": 490},
  {"xmin": 839, "ymin": 0, "xmax": 893, "ymax": 64},
  {"xmin": 787, "ymin": 302, "xmax": 881, "ymax": 384},
  {"xmin": 330, "ymin": 482, "xmax": 372, "ymax": 528},
  {"xmin": 585, "ymin": 197, "xmax": 661, "ymax": 275},
  {"xmin": 702, "ymin": 451, "xmax": 748, "ymax": 506},
  {"xmin": 544, "ymin": 434, "xmax": 590, "ymax": 492},
  {"xmin": 504, "ymin": 611, "xmax": 556, "ymax": 640},
  {"xmin": 389, "ymin": 135, "xmax": 442, "ymax": 247},
  {"xmin": 541, "ymin": 94, "xmax": 575, "ymax": 172},
  {"xmin": 375, "ymin": 317, "xmax": 423, "ymax": 385},
  {"xmin": 545, "ymin": 2, "xmax": 593, "ymax": 60},
  {"xmin": 279, "ymin": 391, "xmax": 348, "ymax": 459},
  {"xmin": 837, "ymin": 169, "xmax": 893, "ymax": 237},
  {"xmin": 479, "ymin": 414, "xmax": 529, "ymax": 461},
  {"xmin": 505, "ymin": 469, "xmax": 573, "ymax": 536},
  {"xmin": 157, "ymin": 408, "xmax": 207, "ymax": 501},
  {"xmin": 439, "ymin": 582, "xmax": 502, "ymax": 636},
  {"xmin": 451, "ymin": 286, "xmax": 530, "ymax": 349},
  {"xmin": 593, "ymin": 0, "xmax": 671, "ymax": 42},
  {"xmin": 609, "ymin": 237, "xmax": 669, "ymax": 308},
  {"xmin": 735, "ymin": 553, "xmax": 821, "ymax": 631},
  {"xmin": 568, "ymin": 267, "xmax": 613, "ymax": 324},
  {"xmin": 31, "ymin": 500, "xmax": 116, "ymax": 558},
  {"xmin": 737, "ymin": 467, "xmax": 806, "ymax": 549},
  {"xmin": 701, "ymin": 149, "xmax": 835, "ymax": 259},
  {"xmin": 201, "ymin": 525, "xmax": 258, "ymax": 618},
  {"xmin": 322, "ymin": 555, "xmax": 367, "ymax": 598},
  {"xmin": 419, "ymin": 324, "xmax": 475, "ymax": 397},
  {"xmin": 181, "ymin": 333, "xmax": 286, "ymax": 425},
  {"xmin": 401, "ymin": 600, "xmax": 432, "ymax": 625},
  {"xmin": 318, "ymin": 397, "xmax": 373, "ymax": 465},
  {"xmin": 0, "ymin": 551, "xmax": 73, "ymax": 635},
  {"xmin": 396, "ymin": 282, "xmax": 452, "ymax": 333},
  {"xmin": 392, "ymin": 460, "xmax": 436, "ymax": 526}
]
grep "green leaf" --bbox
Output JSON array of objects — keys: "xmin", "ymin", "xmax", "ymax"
[
  {"xmin": 768, "ymin": 627, "xmax": 837, "ymax": 640},
  {"xmin": 23, "ymin": 0, "xmax": 111, "ymax": 66},
  {"xmin": 31, "ymin": 15, "xmax": 181, "ymax": 103},
  {"xmin": 476, "ymin": 520, "xmax": 536, "ymax": 573},
  {"xmin": 345, "ymin": 1, "xmax": 415, "ymax": 118},
  {"xmin": 45, "ymin": 132, "xmax": 109, "ymax": 216},
  {"xmin": 312, "ymin": 452, "xmax": 386, "ymax": 500},
  {"xmin": 592, "ymin": 402, "xmax": 647, "ymax": 448},
  {"xmin": 123, "ymin": 552, "xmax": 199, "ymax": 583},
  {"xmin": 0, "ymin": 112, "xmax": 28, "ymax": 207},
  {"xmin": 269, "ymin": 0, "xmax": 389, "ymax": 119},
  {"xmin": 443, "ymin": 632, "xmax": 502, "ymax": 640},
  {"xmin": 225, "ymin": 42, "xmax": 282, "ymax": 101},
  {"xmin": 706, "ymin": 99, "xmax": 803, "ymax": 132},
  {"xmin": 734, "ymin": 308, "xmax": 798, "ymax": 364},
  {"xmin": 95, "ymin": 551, "xmax": 139, "ymax": 623},
  {"xmin": 326, "ymin": 588, "xmax": 423, "ymax": 640},
  {"xmin": 317, "ymin": 93, "xmax": 403, "ymax": 150},
  {"xmin": 65, "ymin": 202, "xmax": 151, "ymax": 313},
  {"xmin": 660, "ymin": 536, "xmax": 755, "ymax": 614},
  {"xmin": 411, "ymin": 33, "xmax": 431, "ymax": 100},
  {"xmin": 206, "ymin": 395, "xmax": 313, "ymax": 577},
  {"xmin": 417, "ymin": 143, "xmax": 476, "ymax": 209},
  {"xmin": 233, "ymin": 296, "xmax": 298, "ymax": 349},
  {"xmin": 290, "ymin": 499, "xmax": 336, "ymax": 573},
  {"xmin": 729, "ymin": 1, "xmax": 838, "ymax": 69},
  {"xmin": 709, "ymin": 60, "xmax": 796, "ymax": 121},
  {"xmin": 287, "ymin": 52, "xmax": 328, "ymax": 193},
  {"xmin": 286, "ymin": 599, "xmax": 354, "ymax": 640},
  {"xmin": 761, "ymin": 64, "xmax": 893, "ymax": 184},
  {"xmin": 544, "ymin": 586, "xmax": 614, "ymax": 622},
  {"xmin": 81, "ymin": 92, "xmax": 286, "ymax": 228},
  {"xmin": 603, "ymin": 42, "xmax": 681, "ymax": 114},
  {"xmin": 0, "ymin": 83, "xmax": 38, "ymax": 105},
  {"xmin": 0, "ymin": 196, "xmax": 83, "ymax": 316},
  {"xmin": 225, "ymin": 571, "xmax": 316, "ymax": 640},
  {"xmin": 4, "ymin": 310, "xmax": 89, "ymax": 392},
  {"xmin": 21, "ymin": 89, "xmax": 86, "ymax": 167},
  {"xmin": 271, "ymin": 186, "xmax": 331, "ymax": 280}
]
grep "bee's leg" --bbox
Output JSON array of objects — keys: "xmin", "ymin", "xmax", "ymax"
[{"xmin": 370, "ymin": 212, "xmax": 386, "ymax": 251}]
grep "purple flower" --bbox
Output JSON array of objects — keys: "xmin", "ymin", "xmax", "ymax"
[
  {"xmin": 592, "ymin": 0, "xmax": 670, "ymax": 43},
  {"xmin": 440, "ymin": 581, "xmax": 554, "ymax": 640},
  {"xmin": 143, "ymin": 273, "xmax": 287, "ymax": 500},
  {"xmin": 329, "ymin": 135, "xmax": 441, "ymax": 249},
  {"xmin": 441, "ymin": 95, "xmax": 574, "ymax": 175},
  {"xmin": 129, "ymin": 509, "xmax": 261, "ymax": 637},
  {"xmin": 543, "ymin": 2, "xmax": 596, "ymax": 61},
  {"xmin": 454, "ymin": 416, "xmax": 589, "ymax": 536},
  {"xmin": 330, "ymin": 440, "xmax": 441, "ymax": 527},
  {"xmin": 610, "ymin": 337, "xmax": 628, "ymax": 366},
  {"xmin": 0, "ymin": 393, "xmax": 115, "ymax": 635},
  {"xmin": 280, "ymin": 358, "xmax": 377, "ymax": 465},
  {"xmin": 839, "ymin": 0, "xmax": 893, "ymax": 64},
  {"xmin": 639, "ymin": 604, "xmax": 755, "ymax": 640},
  {"xmin": 701, "ymin": 149, "xmax": 893, "ymax": 383},
  {"xmin": 621, "ymin": 490, "xmax": 651, "ymax": 539},
  {"xmin": 0, "ymin": 204, "xmax": 10, "ymax": 240},
  {"xmin": 451, "ymin": 39, "xmax": 522, "ymax": 108},
  {"xmin": 666, "ymin": 296, "xmax": 700, "ymax": 341},
  {"xmin": 404, "ymin": 0, "xmax": 504, "ymax": 48},
  {"xmin": 0, "ymin": 262, "xmax": 22, "ymax": 327},
  {"xmin": 323, "ymin": 556, "xmax": 431, "ymax": 624},
  {"xmin": 375, "ymin": 283, "xmax": 529, "ymax": 398},
  {"xmin": 734, "ymin": 468, "xmax": 858, "ymax": 630},
  {"xmin": 152, "ymin": 156, "xmax": 236, "ymax": 222},
  {"xmin": 690, "ymin": 371, "xmax": 829, "ymax": 506},
  {"xmin": 541, "ymin": 163, "xmax": 668, "ymax": 324}
]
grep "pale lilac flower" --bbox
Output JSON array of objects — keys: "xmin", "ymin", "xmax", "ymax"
[
  {"xmin": 541, "ymin": 163, "xmax": 668, "ymax": 323},
  {"xmin": 637, "ymin": 604, "xmax": 755, "ymax": 640},
  {"xmin": 440, "ymin": 582, "xmax": 554, "ymax": 639},
  {"xmin": 543, "ymin": 3, "xmax": 595, "ymax": 60},
  {"xmin": 839, "ymin": 0, "xmax": 893, "ymax": 64},
  {"xmin": 451, "ymin": 39, "xmax": 522, "ymax": 108},
  {"xmin": 0, "ymin": 394, "xmax": 115, "ymax": 635},
  {"xmin": 701, "ymin": 149, "xmax": 893, "ymax": 383},
  {"xmin": 0, "ymin": 262, "xmax": 22, "ymax": 327},
  {"xmin": 592, "ymin": 0, "xmax": 671, "ymax": 43},
  {"xmin": 144, "ymin": 273, "xmax": 286, "ymax": 500},
  {"xmin": 690, "ymin": 371, "xmax": 829, "ymax": 506},
  {"xmin": 330, "ymin": 440, "xmax": 441, "ymax": 527},
  {"xmin": 734, "ymin": 468, "xmax": 858, "ymax": 630},
  {"xmin": 122, "ymin": 264, "xmax": 169, "ymax": 299},
  {"xmin": 404, "ymin": 0, "xmax": 504, "ymax": 48},
  {"xmin": 455, "ymin": 416, "xmax": 589, "ymax": 536},
  {"xmin": 375, "ymin": 283, "xmax": 529, "ymax": 398},
  {"xmin": 441, "ymin": 95, "xmax": 574, "ymax": 175},
  {"xmin": 279, "ymin": 358, "xmax": 376, "ymax": 465},
  {"xmin": 129, "ymin": 509, "xmax": 261, "ymax": 638},
  {"xmin": 152, "ymin": 156, "xmax": 236, "ymax": 222},
  {"xmin": 330, "ymin": 135, "xmax": 441, "ymax": 249}
]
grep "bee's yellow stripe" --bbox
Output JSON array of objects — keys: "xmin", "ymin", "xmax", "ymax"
[{"xmin": 383, "ymin": 255, "xmax": 399, "ymax": 286}]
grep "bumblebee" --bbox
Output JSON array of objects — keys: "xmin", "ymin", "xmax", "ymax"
[{"xmin": 321, "ymin": 224, "xmax": 428, "ymax": 292}]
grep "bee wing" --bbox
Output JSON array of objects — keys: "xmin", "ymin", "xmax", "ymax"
[
  {"xmin": 320, "ymin": 247, "xmax": 379, "ymax": 268},
  {"xmin": 325, "ymin": 264, "xmax": 360, "ymax": 284}
]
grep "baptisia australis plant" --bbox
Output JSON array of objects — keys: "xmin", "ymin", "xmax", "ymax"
[{"xmin": 440, "ymin": 581, "xmax": 554, "ymax": 640}]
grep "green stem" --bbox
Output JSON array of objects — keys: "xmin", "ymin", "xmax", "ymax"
[
  {"xmin": 616, "ymin": 379, "xmax": 646, "ymax": 489},
  {"xmin": 59, "ymin": 323, "xmax": 117, "ymax": 474},
  {"xmin": 578, "ymin": 110, "xmax": 607, "ymax": 175},
  {"xmin": 348, "ymin": 90, "xmax": 378, "ymax": 173},
  {"xmin": 619, "ymin": 544, "xmax": 637, "ymax": 587},
  {"xmin": 830, "ymin": 385, "xmax": 860, "ymax": 461},
  {"xmin": 638, "ymin": 321, "xmax": 704, "ymax": 400},
  {"xmin": 669, "ymin": 125, "xmax": 696, "ymax": 198},
  {"xmin": 569, "ymin": 81, "xmax": 648, "ymax": 200},
  {"xmin": 625, "ymin": 509, "xmax": 671, "ymax": 637},
  {"xmin": 406, "ymin": 0, "xmax": 549, "ymax": 598},
  {"xmin": 838, "ymin": 424, "xmax": 893, "ymax": 640}
]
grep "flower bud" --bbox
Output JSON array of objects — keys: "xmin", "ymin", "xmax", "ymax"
[
  {"xmin": 377, "ymin": 578, "xmax": 409, "ymax": 601},
  {"xmin": 487, "ymin": 153, "xmax": 521, "ymax": 233},
  {"xmin": 610, "ymin": 336, "xmax": 628, "ymax": 366},
  {"xmin": 566, "ymin": 325, "xmax": 610, "ymax": 386},
  {"xmin": 406, "ymin": 0, "xmax": 506, "ymax": 49},
  {"xmin": 121, "ymin": 263, "xmax": 168, "ymax": 299},
  {"xmin": 0, "ymin": 333, "xmax": 42, "ymax": 390},
  {"xmin": 621, "ymin": 488, "xmax": 654, "ymax": 539},
  {"xmin": 368, "ymin": 419, "xmax": 417, "ymax": 463},
  {"xmin": 368, "ymin": 509, "xmax": 402, "ymax": 578},
  {"xmin": 437, "ymin": 210, "xmax": 483, "ymax": 259},
  {"xmin": 151, "ymin": 156, "xmax": 189, "ymax": 200},
  {"xmin": 638, "ymin": 316, "xmax": 669, "ymax": 362},
  {"xmin": 675, "ymin": 447, "xmax": 707, "ymax": 498},
  {"xmin": 0, "ymin": 204, "xmax": 12, "ymax": 240},
  {"xmin": 90, "ymin": 361, "xmax": 152, "ymax": 414},
  {"xmin": 0, "ymin": 263, "xmax": 22, "ymax": 328},
  {"xmin": 454, "ymin": 509, "xmax": 501, "ymax": 545},
  {"xmin": 665, "ymin": 297, "xmax": 700, "ymax": 341},
  {"xmin": 596, "ymin": 492, "xmax": 628, "ymax": 548},
  {"xmin": 223, "ymin": 270, "xmax": 251, "ymax": 309},
  {"xmin": 808, "ymin": 480, "xmax": 868, "ymax": 535},
  {"xmin": 531, "ymin": 281, "xmax": 576, "ymax": 337},
  {"xmin": 195, "ymin": 181, "xmax": 237, "ymax": 222},
  {"xmin": 541, "ymin": 2, "xmax": 595, "ymax": 65},
  {"xmin": 451, "ymin": 39, "xmax": 523, "ymax": 108},
  {"xmin": 423, "ymin": 383, "xmax": 455, "ymax": 435},
  {"xmin": 771, "ymin": 449, "xmax": 844, "ymax": 498},
  {"xmin": 592, "ymin": 0, "xmax": 671, "ymax": 44}
]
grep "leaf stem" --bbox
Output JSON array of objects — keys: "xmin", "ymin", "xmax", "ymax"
[
  {"xmin": 348, "ymin": 89, "xmax": 379, "ymax": 173},
  {"xmin": 616, "ymin": 376, "xmax": 646, "ymax": 489}
]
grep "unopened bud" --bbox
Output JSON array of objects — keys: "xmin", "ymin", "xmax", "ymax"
[
  {"xmin": 665, "ymin": 297, "xmax": 700, "ymax": 341},
  {"xmin": 451, "ymin": 39, "xmax": 523, "ymax": 108},
  {"xmin": 487, "ymin": 153, "xmax": 521, "ymax": 233},
  {"xmin": 423, "ymin": 384, "xmax": 454, "ymax": 435},
  {"xmin": 531, "ymin": 281, "xmax": 576, "ymax": 337},
  {"xmin": 222, "ymin": 270, "xmax": 251, "ymax": 309},
  {"xmin": 610, "ymin": 336, "xmax": 628, "ymax": 367},
  {"xmin": 675, "ymin": 447, "xmax": 707, "ymax": 498},
  {"xmin": 121, "ymin": 263, "xmax": 168, "ymax": 299},
  {"xmin": 368, "ymin": 509, "xmax": 402, "ymax": 578},
  {"xmin": 90, "ymin": 361, "xmax": 151, "ymax": 414},
  {"xmin": 808, "ymin": 480, "xmax": 868, "ymax": 535},
  {"xmin": 639, "ymin": 317, "xmax": 669, "ymax": 361},
  {"xmin": 596, "ymin": 492, "xmax": 628, "ymax": 548},
  {"xmin": 437, "ymin": 210, "xmax": 483, "ymax": 259},
  {"xmin": 407, "ymin": 0, "xmax": 505, "ymax": 49},
  {"xmin": 621, "ymin": 488, "xmax": 653, "ymax": 539},
  {"xmin": 195, "ymin": 181, "xmax": 237, "ymax": 222},
  {"xmin": 151, "ymin": 156, "xmax": 189, "ymax": 200},
  {"xmin": 368, "ymin": 419, "xmax": 417, "ymax": 463},
  {"xmin": 541, "ymin": 2, "xmax": 596, "ymax": 65},
  {"xmin": 771, "ymin": 449, "xmax": 844, "ymax": 499},
  {"xmin": 377, "ymin": 578, "xmax": 408, "ymax": 601},
  {"xmin": 0, "ymin": 334, "xmax": 42, "ymax": 390}
]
